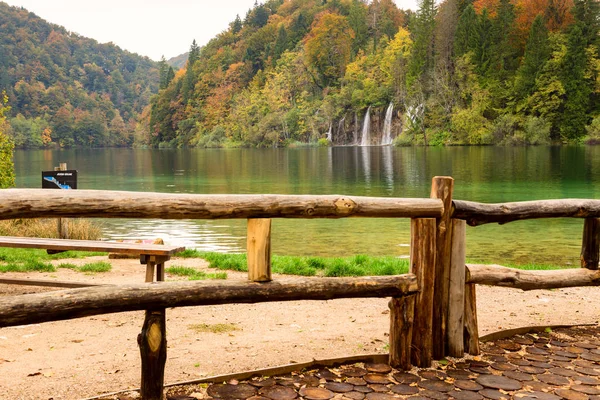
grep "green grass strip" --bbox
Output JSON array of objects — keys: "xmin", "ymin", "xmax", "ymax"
[
  {"xmin": 180, "ymin": 251, "xmax": 410, "ymax": 277},
  {"xmin": 166, "ymin": 265, "xmax": 227, "ymax": 280}
]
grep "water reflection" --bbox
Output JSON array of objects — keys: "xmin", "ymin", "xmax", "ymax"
[{"xmin": 13, "ymin": 146, "xmax": 600, "ymax": 264}]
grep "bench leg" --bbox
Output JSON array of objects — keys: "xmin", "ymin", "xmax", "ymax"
[{"xmin": 145, "ymin": 261, "xmax": 156, "ymax": 283}]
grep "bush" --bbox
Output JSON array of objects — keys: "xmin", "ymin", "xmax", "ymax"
[
  {"xmin": 523, "ymin": 116, "xmax": 551, "ymax": 145},
  {"xmin": 585, "ymin": 115, "xmax": 600, "ymax": 145},
  {"xmin": 317, "ymin": 138, "xmax": 330, "ymax": 147},
  {"xmin": 393, "ymin": 132, "xmax": 413, "ymax": 146}
]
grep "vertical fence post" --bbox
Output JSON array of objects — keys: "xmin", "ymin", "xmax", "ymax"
[
  {"xmin": 389, "ymin": 295, "xmax": 415, "ymax": 370},
  {"xmin": 463, "ymin": 282, "xmax": 480, "ymax": 355},
  {"xmin": 581, "ymin": 218, "xmax": 600, "ymax": 270},
  {"xmin": 447, "ymin": 219, "xmax": 466, "ymax": 357},
  {"xmin": 139, "ymin": 257, "xmax": 167, "ymax": 400},
  {"xmin": 55, "ymin": 163, "xmax": 69, "ymax": 239},
  {"xmin": 247, "ymin": 218, "xmax": 272, "ymax": 282},
  {"xmin": 430, "ymin": 176, "xmax": 454, "ymax": 359},
  {"xmin": 409, "ymin": 218, "xmax": 436, "ymax": 368}
]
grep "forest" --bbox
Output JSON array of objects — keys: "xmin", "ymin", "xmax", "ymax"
[
  {"xmin": 145, "ymin": 0, "xmax": 600, "ymax": 148},
  {"xmin": 1, "ymin": 0, "xmax": 599, "ymax": 149},
  {"xmin": 0, "ymin": 1, "xmax": 159, "ymax": 148}
]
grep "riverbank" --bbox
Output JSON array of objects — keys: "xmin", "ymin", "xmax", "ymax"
[{"xmin": 0, "ymin": 255, "xmax": 598, "ymax": 399}]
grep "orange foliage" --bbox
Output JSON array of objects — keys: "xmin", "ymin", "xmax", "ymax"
[
  {"xmin": 473, "ymin": 0, "xmax": 574, "ymax": 49},
  {"xmin": 473, "ymin": 0, "xmax": 501, "ymax": 17}
]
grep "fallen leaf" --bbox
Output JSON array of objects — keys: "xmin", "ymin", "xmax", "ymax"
[{"xmin": 27, "ymin": 372, "xmax": 42, "ymax": 377}]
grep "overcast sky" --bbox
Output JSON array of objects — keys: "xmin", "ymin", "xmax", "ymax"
[{"xmin": 3, "ymin": 0, "xmax": 419, "ymax": 61}]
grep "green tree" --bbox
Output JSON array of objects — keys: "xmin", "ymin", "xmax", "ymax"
[
  {"xmin": 0, "ymin": 92, "xmax": 15, "ymax": 188},
  {"xmin": 232, "ymin": 14, "xmax": 243, "ymax": 34},
  {"xmin": 514, "ymin": 15, "xmax": 550, "ymax": 100},
  {"xmin": 182, "ymin": 40, "xmax": 201, "ymax": 104},
  {"xmin": 454, "ymin": 5, "xmax": 478, "ymax": 58},
  {"xmin": 407, "ymin": 0, "xmax": 437, "ymax": 87},
  {"xmin": 347, "ymin": 0, "xmax": 369, "ymax": 56},
  {"xmin": 559, "ymin": 24, "xmax": 591, "ymax": 140},
  {"xmin": 273, "ymin": 24, "xmax": 288, "ymax": 62}
]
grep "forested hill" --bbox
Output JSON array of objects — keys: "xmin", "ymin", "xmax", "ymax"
[
  {"xmin": 145, "ymin": 0, "xmax": 600, "ymax": 148},
  {"xmin": 0, "ymin": 2, "xmax": 159, "ymax": 148}
]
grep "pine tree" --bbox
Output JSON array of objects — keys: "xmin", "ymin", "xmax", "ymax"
[
  {"xmin": 572, "ymin": 0, "xmax": 600, "ymax": 45},
  {"xmin": 454, "ymin": 4, "xmax": 478, "ymax": 58},
  {"xmin": 559, "ymin": 24, "xmax": 591, "ymax": 140},
  {"xmin": 474, "ymin": 8, "xmax": 494, "ymax": 75},
  {"xmin": 491, "ymin": 0, "xmax": 517, "ymax": 76},
  {"xmin": 407, "ymin": 0, "xmax": 437, "ymax": 87},
  {"xmin": 273, "ymin": 24, "xmax": 288, "ymax": 62},
  {"xmin": 514, "ymin": 15, "xmax": 550, "ymax": 100},
  {"xmin": 232, "ymin": 14, "xmax": 243, "ymax": 34},
  {"xmin": 182, "ymin": 40, "xmax": 200, "ymax": 104},
  {"xmin": 158, "ymin": 56, "xmax": 169, "ymax": 89}
]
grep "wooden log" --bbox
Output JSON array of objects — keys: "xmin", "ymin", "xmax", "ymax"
[
  {"xmin": 138, "ymin": 310, "xmax": 167, "ymax": 400},
  {"xmin": 581, "ymin": 218, "xmax": 600, "ymax": 270},
  {"xmin": 389, "ymin": 295, "xmax": 415, "ymax": 370},
  {"xmin": 453, "ymin": 199, "xmax": 600, "ymax": 226},
  {"xmin": 409, "ymin": 218, "xmax": 436, "ymax": 368},
  {"xmin": 0, "ymin": 189, "xmax": 443, "ymax": 220},
  {"xmin": 466, "ymin": 264, "xmax": 600, "ymax": 290},
  {"xmin": 447, "ymin": 219, "xmax": 466, "ymax": 358},
  {"xmin": 247, "ymin": 218, "xmax": 272, "ymax": 282},
  {"xmin": 463, "ymin": 283, "xmax": 479, "ymax": 355},
  {"xmin": 430, "ymin": 176, "xmax": 454, "ymax": 359},
  {"xmin": 0, "ymin": 275, "xmax": 418, "ymax": 328}
]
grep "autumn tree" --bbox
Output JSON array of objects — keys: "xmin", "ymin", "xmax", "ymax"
[
  {"xmin": 545, "ymin": 0, "xmax": 575, "ymax": 31},
  {"xmin": 304, "ymin": 12, "xmax": 355, "ymax": 87}
]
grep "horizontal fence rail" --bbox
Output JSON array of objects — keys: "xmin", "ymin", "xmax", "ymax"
[
  {"xmin": 0, "ymin": 275, "xmax": 419, "ymax": 328},
  {"xmin": 466, "ymin": 264, "xmax": 600, "ymax": 291},
  {"xmin": 453, "ymin": 199, "xmax": 600, "ymax": 226},
  {"xmin": 0, "ymin": 189, "xmax": 444, "ymax": 220}
]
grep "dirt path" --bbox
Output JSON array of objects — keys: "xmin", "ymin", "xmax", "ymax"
[{"xmin": 0, "ymin": 256, "xmax": 598, "ymax": 400}]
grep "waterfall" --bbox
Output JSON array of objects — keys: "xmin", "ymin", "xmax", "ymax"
[
  {"xmin": 337, "ymin": 117, "xmax": 345, "ymax": 143},
  {"xmin": 326, "ymin": 123, "xmax": 332, "ymax": 142},
  {"xmin": 360, "ymin": 106, "xmax": 371, "ymax": 146},
  {"xmin": 381, "ymin": 103, "xmax": 394, "ymax": 145},
  {"xmin": 354, "ymin": 112, "xmax": 358, "ymax": 145}
]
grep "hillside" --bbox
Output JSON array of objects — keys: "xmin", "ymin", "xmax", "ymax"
[
  {"xmin": 167, "ymin": 52, "xmax": 189, "ymax": 70},
  {"xmin": 0, "ymin": 1, "xmax": 159, "ymax": 148},
  {"xmin": 144, "ymin": 0, "xmax": 600, "ymax": 148}
]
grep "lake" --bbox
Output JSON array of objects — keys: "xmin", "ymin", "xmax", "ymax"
[{"xmin": 13, "ymin": 146, "xmax": 600, "ymax": 266}]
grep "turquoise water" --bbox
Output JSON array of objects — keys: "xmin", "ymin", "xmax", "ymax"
[{"xmin": 13, "ymin": 146, "xmax": 600, "ymax": 265}]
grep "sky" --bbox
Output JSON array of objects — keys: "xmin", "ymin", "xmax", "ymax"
[{"xmin": 3, "ymin": 0, "xmax": 419, "ymax": 61}]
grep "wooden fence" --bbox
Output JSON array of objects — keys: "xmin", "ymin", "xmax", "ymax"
[{"xmin": 0, "ymin": 177, "xmax": 599, "ymax": 399}]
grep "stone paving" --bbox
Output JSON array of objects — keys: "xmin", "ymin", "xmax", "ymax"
[{"xmin": 157, "ymin": 325, "xmax": 600, "ymax": 400}]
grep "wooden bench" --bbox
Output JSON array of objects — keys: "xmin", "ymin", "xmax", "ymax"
[{"xmin": 0, "ymin": 236, "xmax": 185, "ymax": 287}]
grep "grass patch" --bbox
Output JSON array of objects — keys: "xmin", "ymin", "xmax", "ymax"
[
  {"xmin": 57, "ymin": 263, "xmax": 78, "ymax": 270},
  {"xmin": 78, "ymin": 261, "xmax": 111, "ymax": 273},
  {"xmin": 188, "ymin": 323, "xmax": 239, "ymax": 334},
  {"xmin": 192, "ymin": 252, "xmax": 410, "ymax": 277},
  {"xmin": 0, "ymin": 259, "xmax": 55, "ymax": 273},
  {"xmin": 166, "ymin": 265, "xmax": 227, "ymax": 280}
]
